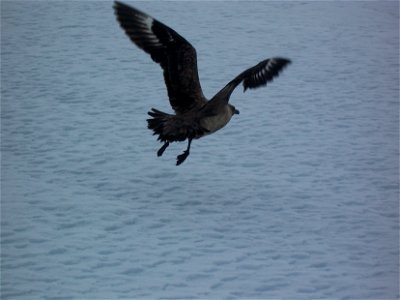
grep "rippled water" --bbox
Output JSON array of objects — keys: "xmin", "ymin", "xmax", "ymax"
[{"xmin": 1, "ymin": 1, "xmax": 399, "ymax": 299}]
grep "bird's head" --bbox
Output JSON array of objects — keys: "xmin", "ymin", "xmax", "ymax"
[{"xmin": 229, "ymin": 104, "xmax": 240, "ymax": 116}]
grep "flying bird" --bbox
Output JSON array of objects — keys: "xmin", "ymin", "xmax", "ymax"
[{"xmin": 113, "ymin": 1, "xmax": 291, "ymax": 165}]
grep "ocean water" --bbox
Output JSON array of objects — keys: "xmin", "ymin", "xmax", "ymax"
[{"xmin": 1, "ymin": 1, "xmax": 399, "ymax": 299}]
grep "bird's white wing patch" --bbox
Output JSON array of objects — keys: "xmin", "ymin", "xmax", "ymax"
[
  {"xmin": 265, "ymin": 59, "xmax": 277, "ymax": 72},
  {"xmin": 140, "ymin": 15, "xmax": 162, "ymax": 46}
]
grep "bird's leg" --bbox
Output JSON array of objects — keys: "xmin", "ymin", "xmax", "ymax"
[
  {"xmin": 157, "ymin": 142, "xmax": 169, "ymax": 157},
  {"xmin": 176, "ymin": 138, "xmax": 192, "ymax": 166}
]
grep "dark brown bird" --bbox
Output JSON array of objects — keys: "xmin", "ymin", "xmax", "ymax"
[{"xmin": 113, "ymin": 1, "xmax": 291, "ymax": 165}]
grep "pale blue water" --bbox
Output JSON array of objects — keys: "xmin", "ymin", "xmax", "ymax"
[{"xmin": 1, "ymin": 1, "xmax": 399, "ymax": 299}]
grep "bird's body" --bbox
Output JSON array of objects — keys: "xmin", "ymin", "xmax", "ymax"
[
  {"xmin": 200, "ymin": 105, "xmax": 236, "ymax": 136},
  {"xmin": 113, "ymin": 1, "xmax": 291, "ymax": 165}
]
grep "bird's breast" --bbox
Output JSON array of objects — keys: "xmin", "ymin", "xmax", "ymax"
[{"xmin": 200, "ymin": 107, "xmax": 233, "ymax": 135}]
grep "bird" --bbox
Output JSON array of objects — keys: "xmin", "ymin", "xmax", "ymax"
[{"xmin": 113, "ymin": 1, "xmax": 291, "ymax": 165}]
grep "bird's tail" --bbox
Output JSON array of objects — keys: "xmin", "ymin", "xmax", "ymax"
[
  {"xmin": 147, "ymin": 108, "xmax": 174, "ymax": 142},
  {"xmin": 147, "ymin": 108, "xmax": 208, "ymax": 143}
]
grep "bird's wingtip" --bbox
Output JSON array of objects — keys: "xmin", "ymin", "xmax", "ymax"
[
  {"xmin": 113, "ymin": 1, "xmax": 130, "ymax": 10},
  {"xmin": 282, "ymin": 57, "xmax": 292, "ymax": 65}
]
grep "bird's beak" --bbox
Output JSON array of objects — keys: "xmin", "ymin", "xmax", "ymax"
[{"xmin": 235, "ymin": 109, "xmax": 240, "ymax": 115}]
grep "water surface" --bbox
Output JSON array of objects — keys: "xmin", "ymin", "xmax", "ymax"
[{"xmin": 1, "ymin": 1, "xmax": 399, "ymax": 299}]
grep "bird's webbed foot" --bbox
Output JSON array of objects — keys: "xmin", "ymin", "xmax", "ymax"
[
  {"xmin": 157, "ymin": 142, "xmax": 169, "ymax": 157},
  {"xmin": 176, "ymin": 138, "xmax": 193, "ymax": 166},
  {"xmin": 176, "ymin": 150, "xmax": 190, "ymax": 166}
]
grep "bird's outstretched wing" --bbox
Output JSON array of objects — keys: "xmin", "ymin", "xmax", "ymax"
[
  {"xmin": 241, "ymin": 58, "xmax": 291, "ymax": 92},
  {"xmin": 211, "ymin": 58, "xmax": 291, "ymax": 102},
  {"xmin": 114, "ymin": 1, "xmax": 206, "ymax": 114}
]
